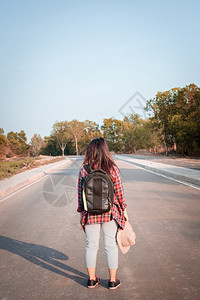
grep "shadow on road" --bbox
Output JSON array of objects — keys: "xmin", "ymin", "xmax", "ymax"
[{"xmin": 0, "ymin": 235, "xmax": 87, "ymax": 286}]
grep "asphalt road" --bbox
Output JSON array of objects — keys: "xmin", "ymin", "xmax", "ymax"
[{"xmin": 0, "ymin": 157, "xmax": 200, "ymax": 300}]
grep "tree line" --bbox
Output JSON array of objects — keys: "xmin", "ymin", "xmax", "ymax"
[
  {"xmin": 0, "ymin": 84, "xmax": 199, "ymax": 159},
  {"xmin": 146, "ymin": 83, "xmax": 200, "ymax": 156}
]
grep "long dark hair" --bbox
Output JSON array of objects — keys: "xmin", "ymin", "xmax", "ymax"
[{"xmin": 83, "ymin": 138, "xmax": 117, "ymax": 178}]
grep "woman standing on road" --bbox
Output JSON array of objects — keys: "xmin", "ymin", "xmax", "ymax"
[{"xmin": 77, "ymin": 138, "xmax": 128, "ymax": 290}]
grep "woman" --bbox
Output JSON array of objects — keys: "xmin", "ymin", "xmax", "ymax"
[{"xmin": 77, "ymin": 138, "xmax": 128, "ymax": 290}]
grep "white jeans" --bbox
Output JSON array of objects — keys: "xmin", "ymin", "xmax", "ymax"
[{"xmin": 85, "ymin": 220, "xmax": 118, "ymax": 269}]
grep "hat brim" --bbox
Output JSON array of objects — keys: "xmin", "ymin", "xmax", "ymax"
[
  {"xmin": 117, "ymin": 222, "xmax": 136, "ymax": 254},
  {"xmin": 117, "ymin": 230, "xmax": 131, "ymax": 254}
]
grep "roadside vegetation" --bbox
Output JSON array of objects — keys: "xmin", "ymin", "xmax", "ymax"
[
  {"xmin": 0, "ymin": 84, "xmax": 199, "ymax": 179},
  {"xmin": 0, "ymin": 156, "xmax": 64, "ymax": 180}
]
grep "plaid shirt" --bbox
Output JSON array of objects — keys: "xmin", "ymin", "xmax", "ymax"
[{"xmin": 77, "ymin": 164, "xmax": 127, "ymax": 231}]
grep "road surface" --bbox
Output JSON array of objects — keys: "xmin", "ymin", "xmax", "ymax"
[{"xmin": 0, "ymin": 157, "xmax": 200, "ymax": 300}]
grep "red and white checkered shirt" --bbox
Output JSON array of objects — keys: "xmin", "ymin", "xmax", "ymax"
[{"xmin": 77, "ymin": 164, "xmax": 127, "ymax": 231}]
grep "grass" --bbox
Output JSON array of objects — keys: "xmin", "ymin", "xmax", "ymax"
[{"xmin": 0, "ymin": 156, "xmax": 64, "ymax": 180}]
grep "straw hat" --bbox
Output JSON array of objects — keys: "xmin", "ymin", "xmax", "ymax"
[{"xmin": 117, "ymin": 221, "xmax": 136, "ymax": 254}]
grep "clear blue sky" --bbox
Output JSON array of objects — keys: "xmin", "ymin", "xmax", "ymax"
[{"xmin": 0, "ymin": 0, "xmax": 200, "ymax": 142}]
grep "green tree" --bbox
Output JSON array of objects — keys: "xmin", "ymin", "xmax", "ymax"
[
  {"xmin": 67, "ymin": 119, "xmax": 85, "ymax": 155},
  {"xmin": 0, "ymin": 128, "xmax": 9, "ymax": 157},
  {"xmin": 41, "ymin": 135, "xmax": 62, "ymax": 156},
  {"xmin": 122, "ymin": 114, "xmax": 142, "ymax": 152},
  {"xmin": 49, "ymin": 119, "xmax": 102, "ymax": 156},
  {"xmin": 101, "ymin": 118, "xmax": 124, "ymax": 152},
  {"xmin": 84, "ymin": 120, "xmax": 102, "ymax": 140},
  {"xmin": 146, "ymin": 84, "xmax": 200, "ymax": 155},
  {"xmin": 0, "ymin": 128, "xmax": 8, "ymax": 147},
  {"xmin": 146, "ymin": 88, "xmax": 179, "ymax": 155},
  {"xmin": 30, "ymin": 134, "xmax": 44, "ymax": 156},
  {"xmin": 79, "ymin": 120, "xmax": 102, "ymax": 154},
  {"xmin": 52, "ymin": 121, "xmax": 70, "ymax": 157},
  {"xmin": 170, "ymin": 84, "xmax": 200, "ymax": 155},
  {"xmin": 7, "ymin": 130, "xmax": 29, "ymax": 155},
  {"xmin": 122, "ymin": 114, "xmax": 160, "ymax": 153}
]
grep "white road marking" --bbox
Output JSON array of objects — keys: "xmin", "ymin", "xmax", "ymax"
[{"xmin": 119, "ymin": 159, "xmax": 200, "ymax": 191}]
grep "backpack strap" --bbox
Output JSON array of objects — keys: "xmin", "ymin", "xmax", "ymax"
[{"xmin": 84, "ymin": 164, "xmax": 91, "ymax": 174}]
